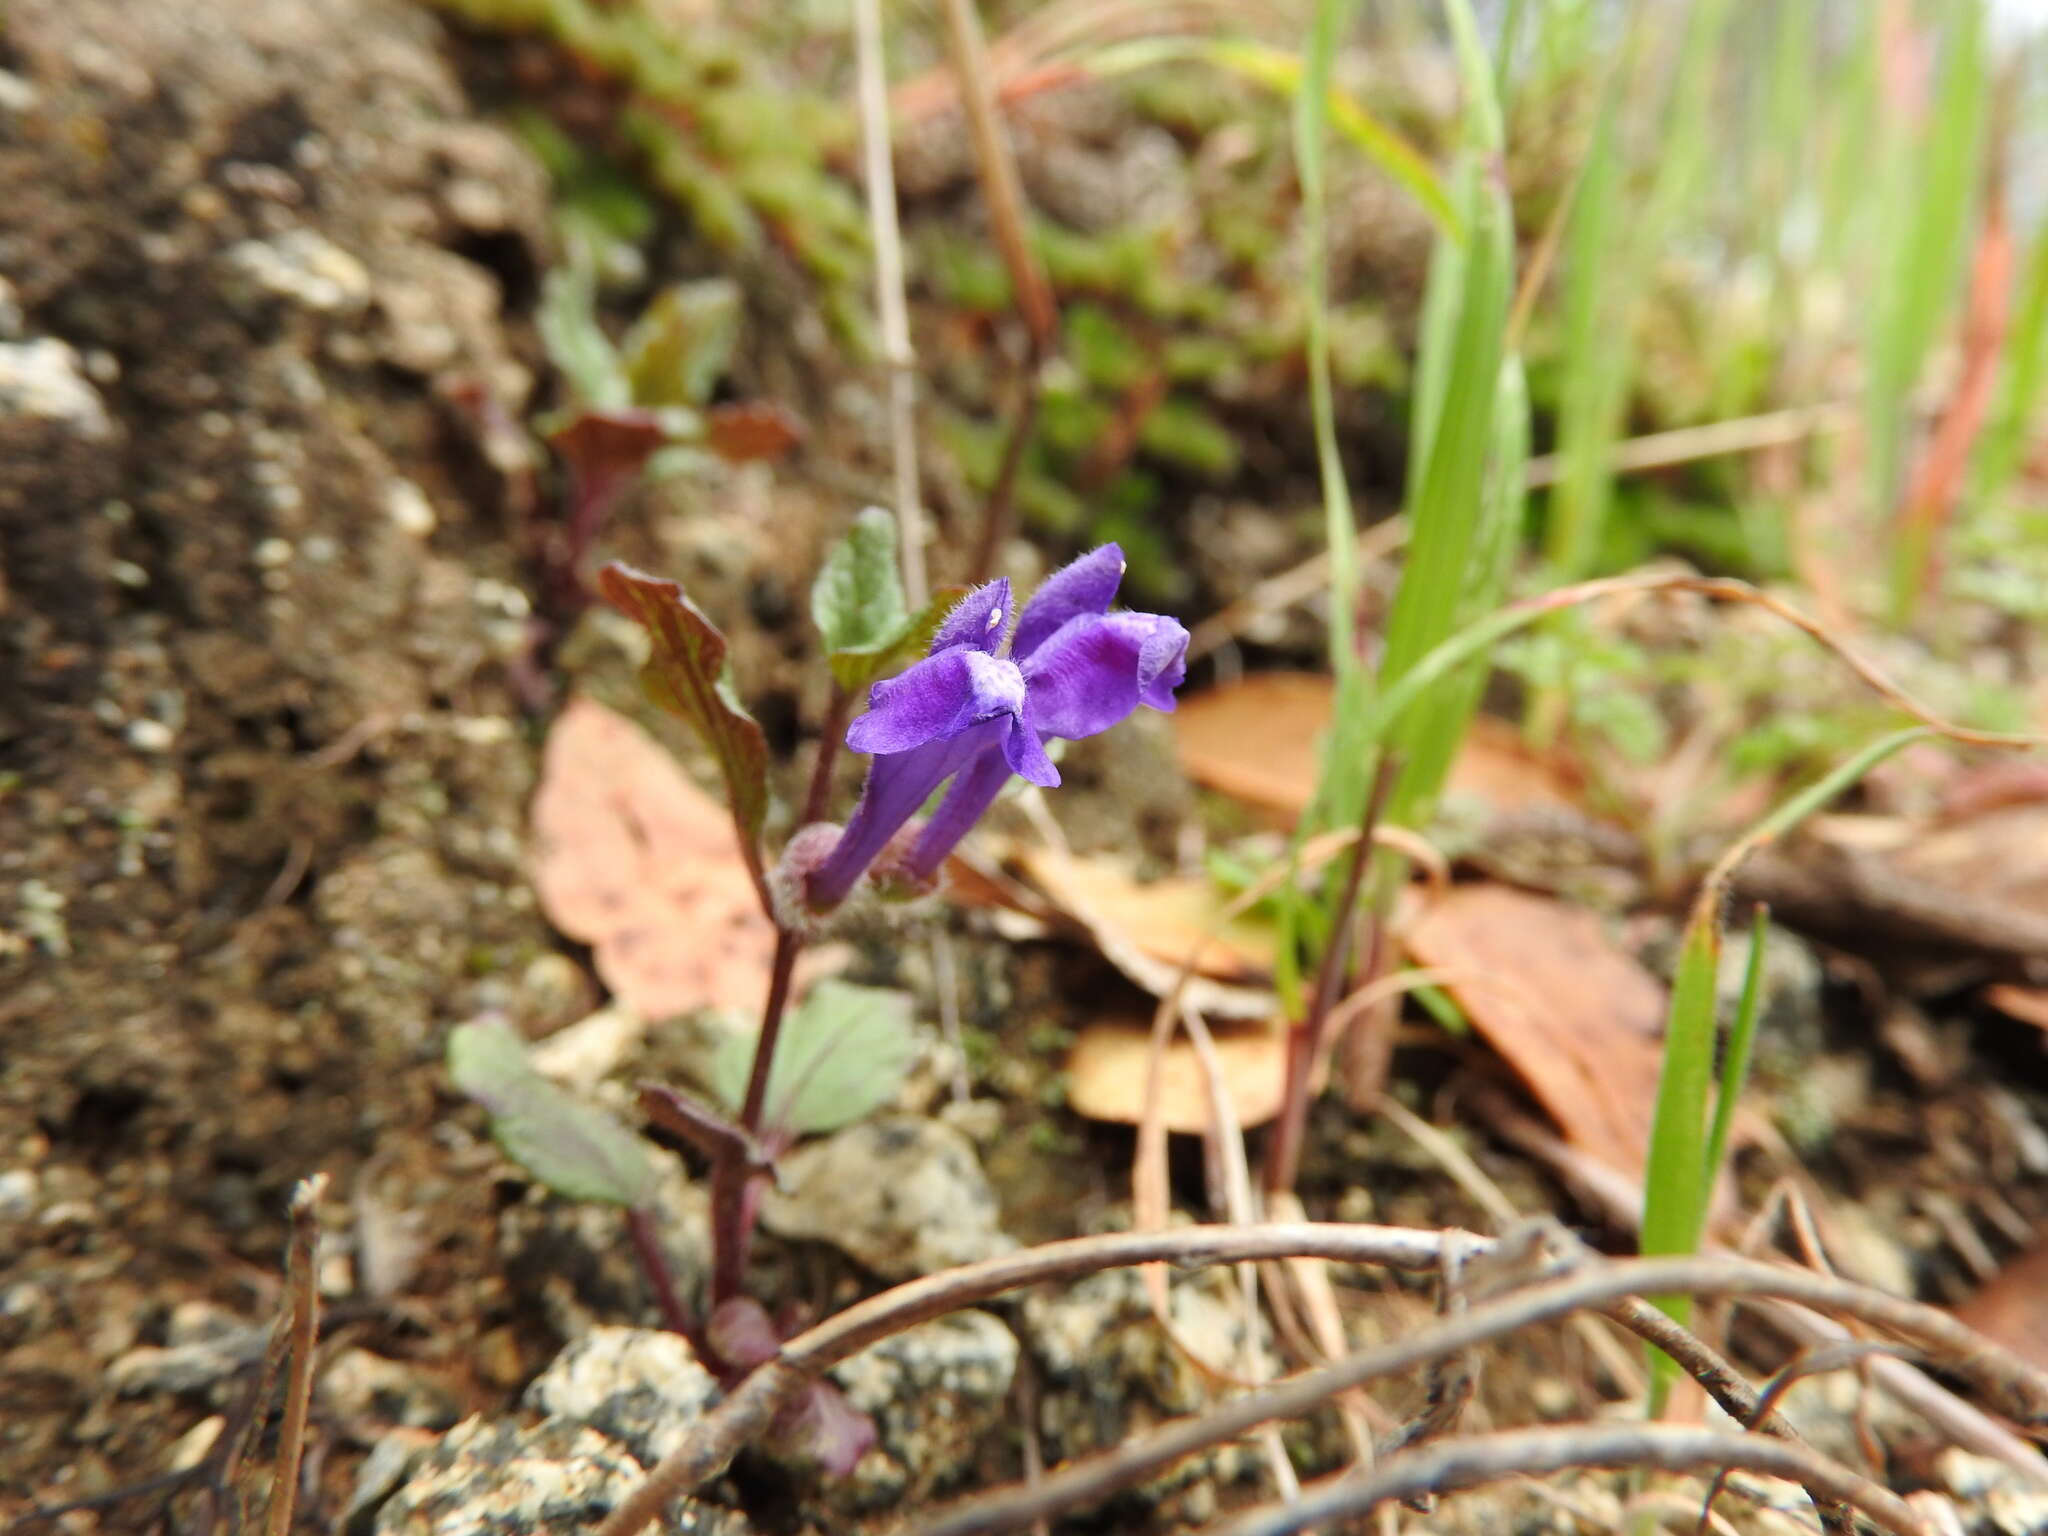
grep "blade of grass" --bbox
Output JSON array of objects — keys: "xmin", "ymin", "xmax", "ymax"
[
  {"xmin": 1543, "ymin": 78, "xmax": 1627, "ymax": 578},
  {"xmin": 1642, "ymin": 727, "xmax": 1936, "ymax": 1408},
  {"xmin": 1268, "ymin": 0, "xmax": 1362, "ymax": 1020},
  {"xmin": 1701, "ymin": 904, "xmax": 1770, "ymax": 1204}
]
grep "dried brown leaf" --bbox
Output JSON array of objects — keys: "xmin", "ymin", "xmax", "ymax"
[
  {"xmin": 1172, "ymin": 672, "xmax": 1583, "ymax": 820},
  {"xmin": 1066, "ymin": 1013, "xmax": 1292, "ymax": 1133},
  {"xmin": 1400, "ymin": 883, "xmax": 1666, "ymax": 1179},
  {"xmin": 530, "ymin": 697, "xmax": 776, "ymax": 1019},
  {"xmin": 1954, "ymin": 1240, "xmax": 2048, "ymax": 1374}
]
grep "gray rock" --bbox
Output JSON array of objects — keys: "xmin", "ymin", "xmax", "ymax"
[
  {"xmin": 498, "ymin": 1165, "xmax": 710, "ymax": 1338},
  {"xmin": 0, "ymin": 338, "xmax": 112, "ymax": 439},
  {"xmin": 1022, "ymin": 1266, "xmax": 1270, "ymax": 1505},
  {"xmin": 320, "ymin": 1347, "xmax": 463, "ymax": 1434},
  {"xmin": 828, "ymin": 1309, "xmax": 1019, "ymax": 1507},
  {"xmin": 374, "ymin": 1416, "xmax": 748, "ymax": 1536},
  {"xmin": 107, "ymin": 1322, "xmax": 269, "ymax": 1396},
  {"xmin": 342, "ymin": 1429, "xmax": 437, "ymax": 1536},
  {"xmin": 758, "ymin": 1115, "xmax": 1015, "ymax": 1280},
  {"xmin": 219, "ymin": 229, "xmax": 372, "ymax": 315},
  {"xmin": 523, "ymin": 1326, "xmax": 719, "ymax": 1468},
  {"xmin": 0, "ymin": 1167, "xmax": 39, "ymax": 1220}
]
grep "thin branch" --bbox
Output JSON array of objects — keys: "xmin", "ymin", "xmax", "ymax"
[
  {"xmin": 850, "ymin": 0, "xmax": 926, "ymax": 607},
  {"xmin": 1202, "ymin": 1425, "xmax": 1928, "ymax": 1536},
  {"xmin": 263, "ymin": 1173, "xmax": 326, "ymax": 1536},
  {"xmin": 591, "ymin": 1223, "xmax": 2048, "ymax": 1536},
  {"xmin": 907, "ymin": 1243, "xmax": 2046, "ymax": 1536},
  {"xmin": 966, "ymin": 361, "xmax": 1042, "ymax": 585},
  {"xmin": 1698, "ymin": 1341, "xmax": 1915, "ymax": 1536},
  {"xmin": 938, "ymin": 0, "xmax": 1057, "ymax": 355}
]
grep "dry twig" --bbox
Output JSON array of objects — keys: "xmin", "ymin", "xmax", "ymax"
[
  {"xmin": 1204, "ymin": 1424, "xmax": 1929, "ymax": 1536},
  {"xmin": 593, "ymin": 1224, "xmax": 2048, "ymax": 1536},
  {"xmin": 850, "ymin": 0, "xmax": 926, "ymax": 606},
  {"xmin": 263, "ymin": 1173, "xmax": 326, "ymax": 1536}
]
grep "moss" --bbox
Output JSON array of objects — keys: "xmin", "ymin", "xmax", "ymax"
[
  {"xmin": 1136, "ymin": 395, "xmax": 1238, "ymax": 479},
  {"xmin": 426, "ymin": 0, "xmax": 866, "ymax": 293}
]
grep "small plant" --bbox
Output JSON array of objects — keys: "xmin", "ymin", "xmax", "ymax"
[{"xmin": 452, "ymin": 509, "xmax": 1186, "ymax": 1467}]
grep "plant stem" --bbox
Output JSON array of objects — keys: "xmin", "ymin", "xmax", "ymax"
[
  {"xmin": 708, "ymin": 924, "xmax": 804, "ymax": 1307},
  {"xmin": 625, "ymin": 1203, "xmax": 700, "ymax": 1343},
  {"xmin": 851, "ymin": 0, "xmax": 926, "ymax": 608},
  {"xmin": 800, "ymin": 685, "xmax": 852, "ymax": 828},
  {"xmin": 264, "ymin": 1174, "xmax": 326, "ymax": 1536},
  {"xmin": 1265, "ymin": 754, "xmax": 1395, "ymax": 1197},
  {"xmin": 968, "ymin": 353, "xmax": 1042, "ymax": 585}
]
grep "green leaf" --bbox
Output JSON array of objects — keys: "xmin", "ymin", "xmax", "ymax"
[
  {"xmin": 537, "ymin": 261, "xmax": 630, "ymax": 412},
  {"xmin": 620, "ymin": 278, "xmax": 743, "ymax": 409},
  {"xmin": 708, "ymin": 980, "xmax": 918, "ymax": 1138},
  {"xmin": 812, "ymin": 508, "xmax": 909, "ymax": 663},
  {"xmin": 447, "ymin": 1016, "xmax": 658, "ymax": 1208},
  {"xmin": 596, "ymin": 563, "xmax": 773, "ymax": 904}
]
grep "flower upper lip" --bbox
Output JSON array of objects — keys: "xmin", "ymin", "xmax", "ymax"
[{"xmin": 803, "ymin": 544, "xmax": 1189, "ymax": 910}]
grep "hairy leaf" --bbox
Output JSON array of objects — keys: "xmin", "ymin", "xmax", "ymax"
[
  {"xmin": 448, "ymin": 1016, "xmax": 658, "ymax": 1209},
  {"xmin": 597, "ymin": 562, "xmax": 772, "ymax": 905},
  {"xmin": 812, "ymin": 511, "xmax": 963, "ymax": 693},
  {"xmin": 813, "ymin": 508, "xmax": 909, "ymax": 660},
  {"xmin": 708, "ymin": 980, "xmax": 918, "ymax": 1138}
]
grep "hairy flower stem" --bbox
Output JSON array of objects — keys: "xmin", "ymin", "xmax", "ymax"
[
  {"xmin": 708, "ymin": 926, "xmax": 804, "ymax": 1309},
  {"xmin": 800, "ymin": 685, "xmax": 852, "ymax": 828}
]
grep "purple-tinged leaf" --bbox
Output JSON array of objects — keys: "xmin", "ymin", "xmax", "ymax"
[
  {"xmin": 597, "ymin": 562, "xmax": 773, "ymax": 910},
  {"xmin": 773, "ymin": 1378, "xmax": 879, "ymax": 1477},
  {"xmin": 447, "ymin": 1015, "xmax": 659, "ymax": 1209},
  {"xmin": 708, "ymin": 1295, "xmax": 782, "ymax": 1372},
  {"xmin": 549, "ymin": 409, "xmax": 670, "ymax": 538},
  {"xmin": 637, "ymin": 1084, "xmax": 762, "ymax": 1166}
]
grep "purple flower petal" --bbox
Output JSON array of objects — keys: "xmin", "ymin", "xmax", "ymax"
[
  {"xmin": 846, "ymin": 649, "xmax": 1025, "ymax": 754},
  {"xmin": 807, "ymin": 723, "xmax": 997, "ymax": 907},
  {"xmin": 1001, "ymin": 722, "xmax": 1059, "ymax": 787},
  {"xmin": 1018, "ymin": 611, "xmax": 1191, "ymax": 740},
  {"xmin": 905, "ymin": 747, "xmax": 1017, "ymax": 881},
  {"xmin": 928, "ymin": 579, "xmax": 1012, "ymax": 656},
  {"xmin": 1011, "ymin": 544, "xmax": 1125, "ymax": 659}
]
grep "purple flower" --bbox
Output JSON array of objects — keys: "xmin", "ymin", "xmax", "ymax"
[{"xmin": 805, "ymin": 546, "xmax": 1188, "ymax": 909}]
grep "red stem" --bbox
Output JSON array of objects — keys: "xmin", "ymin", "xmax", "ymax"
[
  {"xmin": 708, "ymin": 926, "xmax": 804, "ymax": 1308},
  {"xmin": 626, "ymin": 1203, "xmax": 701, "ymax": 1345},
  {"xmin": 1264, "ymin": 755, "xmax": 1397, "ymax": 1197},
  {"xmin": 800, "ymin": 685, "xmax": 852, "ymax": 828}
]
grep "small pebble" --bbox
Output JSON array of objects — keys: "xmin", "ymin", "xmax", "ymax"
[
  {"xmin": 0, "ymin": 1168, "xmax": 39, "ymax": 1220},
  {"xmin": 126, "ymin": 719, "xmax": 175, "ymax": 754},
  {"xmin": 167, "ymin": 1416, "xmax": 225, "ymax": 1471}
]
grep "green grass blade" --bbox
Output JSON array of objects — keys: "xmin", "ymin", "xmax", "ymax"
[
  {"xmin": 1641, "ymin": 917, "xmax": 1722, "ymax": 1271},
  {"xmin": 1701, "ymin": 905, "xmax": 1771, "ymax": 1201},
  {"xmin": 1544, "ymin": 83, "xmax": 1627, "ymax": 577},
  {"xmin": 1296, "ymin": 0, "xmax": 1363, "ymax": 680}
]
